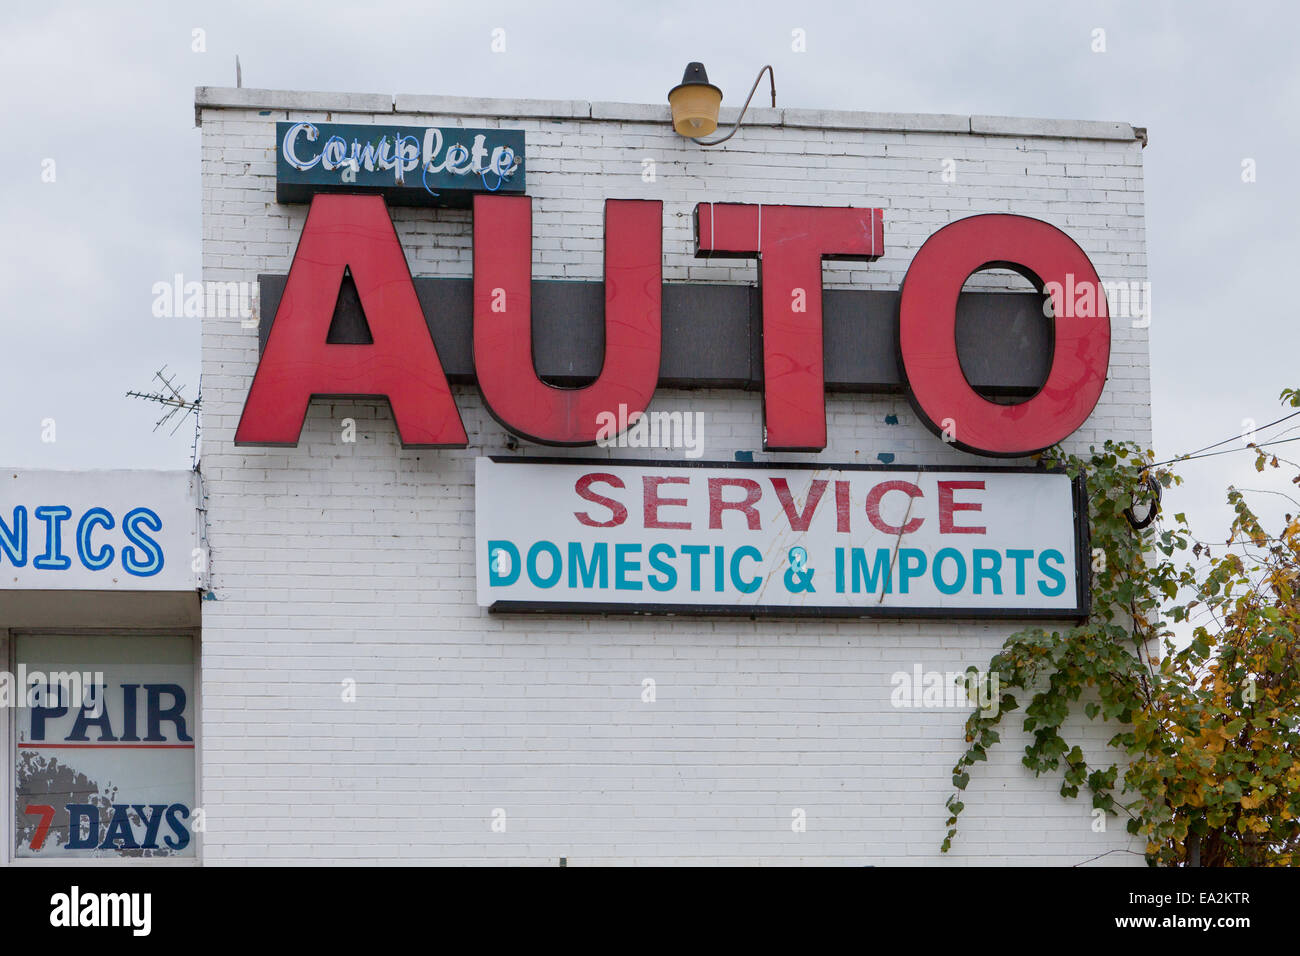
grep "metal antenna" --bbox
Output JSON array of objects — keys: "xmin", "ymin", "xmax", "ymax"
[{"xmin": 126, "ymin": 365, "xmax": 202, "ymax": 437}]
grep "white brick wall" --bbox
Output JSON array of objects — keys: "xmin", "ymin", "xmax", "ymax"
[{"xmin": 198, "ymin": 92, "xmax": 1150, "ymax": 864}]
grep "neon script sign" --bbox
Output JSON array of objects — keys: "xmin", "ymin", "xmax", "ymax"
[
  {"xmin": 236, "ymin": 194, "xmax": 1111, "ymax": 458},
  {"xmin": 276, "ymin": 122, "xmax": 525, "ymax": 206}
]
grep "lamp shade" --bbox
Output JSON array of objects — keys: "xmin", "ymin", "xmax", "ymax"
[{"xmin": 668, "ymin": 62, "xmax": 723, "ymax": 137}]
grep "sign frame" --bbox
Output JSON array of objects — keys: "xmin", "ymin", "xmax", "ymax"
[{"xmin": 479, "ymin": 456, "xmax": 1092, "ymax": 622}]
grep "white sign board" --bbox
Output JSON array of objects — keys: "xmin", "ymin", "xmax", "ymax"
[
  {"xmin": 0, "ymin": 470, "xmax": 200, "ymax": 591},
  {"xmin": 475, "ymin": 458, "xmax": 1087, "ymax": 618}
]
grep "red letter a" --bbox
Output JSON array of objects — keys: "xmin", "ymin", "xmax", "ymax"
[{"xmin": 235, "ymin": 194, "xmax": 467, "ymax": 447}]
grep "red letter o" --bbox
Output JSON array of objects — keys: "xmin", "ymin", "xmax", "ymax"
[{"xmin": 898, "ymin": 215, "xmax": 1110, "ymax": 457}]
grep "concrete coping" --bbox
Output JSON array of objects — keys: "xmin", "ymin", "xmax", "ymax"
[{"xmin": 194, "ymin": 86, "xmax": 1145, "ymax": 144}]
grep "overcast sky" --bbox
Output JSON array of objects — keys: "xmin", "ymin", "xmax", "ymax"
[{"xmin": 2, "ymin": 0, "xmax": 1297, "ymax": 551}]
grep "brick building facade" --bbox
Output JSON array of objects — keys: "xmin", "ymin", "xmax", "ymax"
[{"xmin": 187, "ymin": 88, "xmax": 1148, "ymax": 865}]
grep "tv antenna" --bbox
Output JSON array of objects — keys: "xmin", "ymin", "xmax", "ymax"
[{"xmin": 126, "ymin": 365, "xmax": 202, "ymax": 436}]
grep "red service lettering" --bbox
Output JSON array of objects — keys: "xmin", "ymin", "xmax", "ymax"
[
  {"xmin": 938, "ymin": 480, "xmax": 987, "ymax": 534},
  {"xmin": 643, "ymin": 475, "xmax": 692, "ymax": 530},
  {"xmin": 573, "ymin": 473, "xmax": 627, "ymax": 527},
  {"xmin": 865, "ymin": 481, "xmax": 925, "ymax": 535},
  {"xmin": 708, "ymin": 477, "xmax": 763, "ymax": 530}
]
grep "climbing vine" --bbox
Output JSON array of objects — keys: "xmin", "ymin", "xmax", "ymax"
[{"xmin": 942, "ymin": 388, "xmax": 1300, "ymax": 865}]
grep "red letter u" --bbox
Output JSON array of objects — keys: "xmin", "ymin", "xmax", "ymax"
[{"xmin": 473, "ymin": 196, "xmax": 663, "ymax": 445}]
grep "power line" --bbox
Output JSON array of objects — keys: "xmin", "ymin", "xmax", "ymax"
[
  {"xmin": 1155, "ymin": 433, "xmax": 1300, "ymax": 467},
  {"xmin": 1150, "ymin": 409, "xmax": 1300, "ymax": 467}
]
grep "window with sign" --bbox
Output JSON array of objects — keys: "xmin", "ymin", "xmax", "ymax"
[{"xmin": 11, "ymin": 633, "xmax": 199, "ymax": 860}]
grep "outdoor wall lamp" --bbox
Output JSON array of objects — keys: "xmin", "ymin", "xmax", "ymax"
[{"xmin": 668, "ymin": 62, "xmax": 776, "ymax": 146}]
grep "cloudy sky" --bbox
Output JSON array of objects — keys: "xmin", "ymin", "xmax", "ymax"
[{"xmin": 2, "ymin": 0, "xmax": 1297, "ymax": 551}]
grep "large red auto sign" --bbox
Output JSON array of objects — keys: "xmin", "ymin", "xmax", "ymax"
[{"xmin": 236, "ymin": 196, "xmax": 1111, "ymax": 457}]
